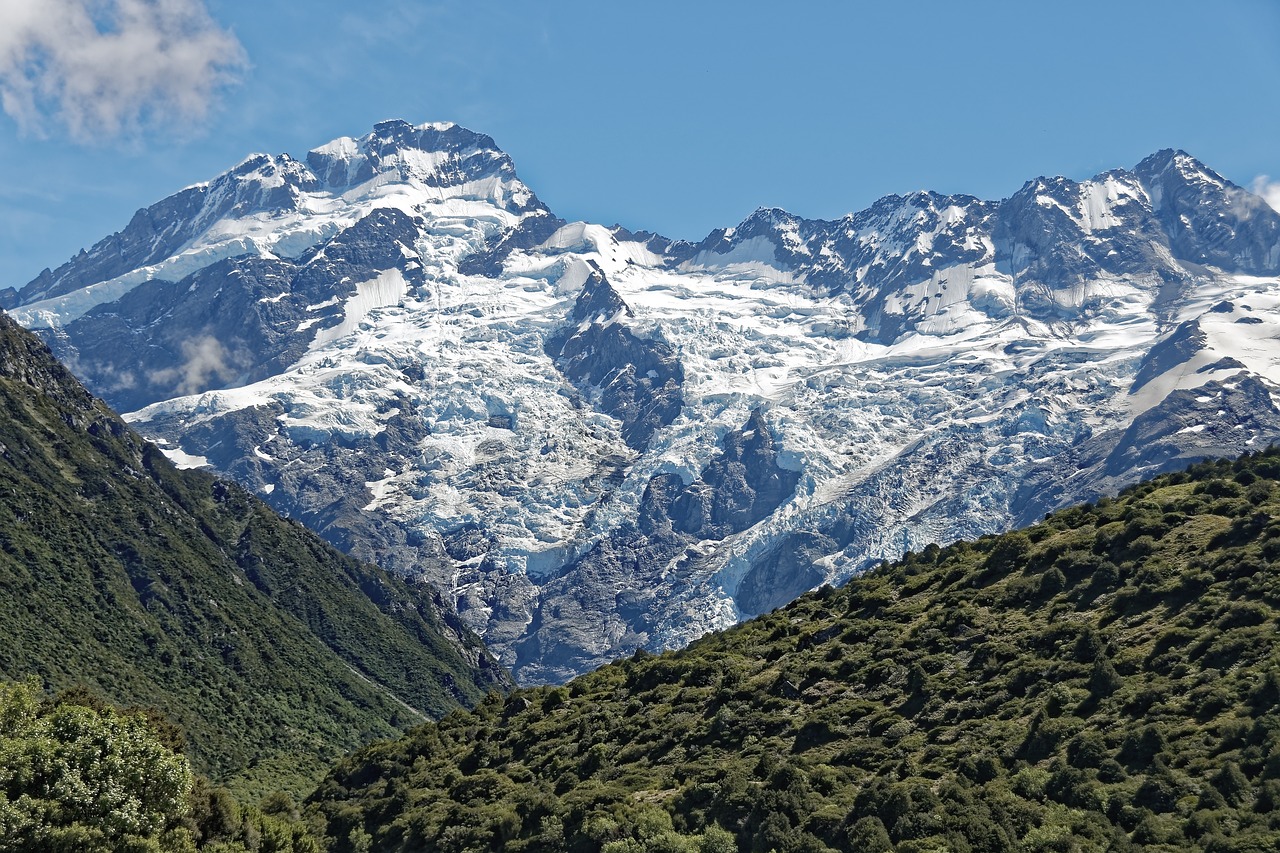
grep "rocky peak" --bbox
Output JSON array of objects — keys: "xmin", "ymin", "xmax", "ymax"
[
  {"xmin": 570, "ymin": 263, "xmax": 633, "ymax": 324},
  {"xmin": 1133, "ymin": 149, "xmax": 1280, "ymax": 273},
  {"xmin": 547, "ymin": 265, "xmax": 684, "ymax": 451},
  {"xmin": 665, "ymin": 207, "xmax": 806, "ymax": 267},
  {"xmin": 1133, "ymin": 148, "xmax": 1214, "ymax": 187},
  {"xmin": 736, "ymin": 206, "xmax": 802, "ymax": 235},
  {"xmin": 223, "ymin": 151, "xmax": 317, "ymax": 186},
  {"xmin": 305, "ymin": 119, "xmax": 545, "ymax": 213},
  {"xmin": 992, "ymin": 167, "xmax": 1172, "ymax": 311},
  {"xmin": 192, "ymin": 152, "xmax": 323, "ymax": 229}
]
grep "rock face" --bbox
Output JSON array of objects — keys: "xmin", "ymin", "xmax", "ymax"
[
  {"xmin": 545, "ymin": 264, "xmax": 684, "ymax": 451},
  {"xmin": 9, "ymin": 122, "xmax": 1280, "ymax": 683},
  {"xmin": 509, "ymin": 408, "xmax": 801, "ymax": 683}
]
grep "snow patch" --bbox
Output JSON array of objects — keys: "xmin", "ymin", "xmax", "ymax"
[
  {"xmin": 309, "ymin": 268, "xmax": 409, "ymax": 349},
  {"xmin": 160, "ymin": 447, "xmax": 210, "ymax": 469}
]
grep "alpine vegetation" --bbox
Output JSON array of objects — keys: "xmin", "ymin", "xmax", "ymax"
[
  {"xmin": 0, "ymin": 310, "xmax": 507, "ymax": 798},
  {"xmin": 307, "ymin": 451, "xmax": 1280, "ymax": 852}
]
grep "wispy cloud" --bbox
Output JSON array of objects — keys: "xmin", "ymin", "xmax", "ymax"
[
  {"xmin": 0, "ymin": 0, "xmax": 246, "ymax": 141},
  {"xmin": 149, "ymin": 334, "xmax": 245, "ymax": 395},
  {"xmin": 1250, "ymin": 175, "xmax": 1280, "ymax": 214}
]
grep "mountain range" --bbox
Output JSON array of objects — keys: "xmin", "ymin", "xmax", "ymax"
[{"xmin": 8, "ymin": 119, "xmax": 1280, "ymax": 683}]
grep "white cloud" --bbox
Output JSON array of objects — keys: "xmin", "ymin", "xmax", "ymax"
[
  {"xmin": 176, "ymin": 335, "xmax": 229, "ymax": 394},
  {"xmin": 0, "ymin": 0, "xmax": 246, "ymax": 141},
  {"xmin": 149, "ymin": 334, "xmax": 245, "ymax": 395},
  {"xmin": 1250, "ymin": 175, "xmax": 1280, "ymax": 214}
]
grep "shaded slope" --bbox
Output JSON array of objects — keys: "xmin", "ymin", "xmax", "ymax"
[
  {"xmin": 310, "ymin": 450, "xmax": 1280, "ymax": 852},
  {"xmin": 0, "ymin": 311, "xmax": 508, "ymax": 797}
]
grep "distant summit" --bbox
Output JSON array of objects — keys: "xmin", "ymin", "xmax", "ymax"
[
  {"xmin": 305, "ymin": 119, "xmax": 543, "ymax": 212},
  {"xmin": 7, "ymin": 119, "xmax": 543, "ymax": 319}
]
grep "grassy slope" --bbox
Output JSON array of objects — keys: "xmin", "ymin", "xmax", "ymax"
[
  {"xmin": 310, "ymin": 451, "xmax": 1280, "ymax": 852},
  {"xmin": 0, "ymin": 313, "xmax": 509, "ymax": 798}
]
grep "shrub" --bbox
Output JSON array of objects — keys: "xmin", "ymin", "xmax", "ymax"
[{"xmin": 0, "ymin": 678, "xmax": 193, "ymax": 851}]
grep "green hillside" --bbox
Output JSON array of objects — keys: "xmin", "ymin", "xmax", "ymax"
[
  {"xmin": 309, "ymin": 451, "xmax": 1280, "ymax": 852},
  {"xmin": 0, "ymin": 312, "xmax": 509, "ymax": 798}
]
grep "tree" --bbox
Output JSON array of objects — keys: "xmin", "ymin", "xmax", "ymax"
[{"xmin": 0, "ymin": 678, "xmax": 194, "ymax": 852}]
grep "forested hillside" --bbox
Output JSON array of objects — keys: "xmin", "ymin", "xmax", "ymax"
[
  {"xmin": 309, "ymin": 451, "xmax": 1280, "ymax": 852},
  {"xmin": 0, "ymin": 311, "xmax": 509, "ymax": 798}
]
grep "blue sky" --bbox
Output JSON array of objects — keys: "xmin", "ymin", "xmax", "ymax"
[{"xmin": 1, "ymin": 0, "xmax": 1279, "ymax": 287}]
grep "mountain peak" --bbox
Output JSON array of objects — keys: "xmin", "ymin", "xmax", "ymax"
[
  {"xmin": 1132, "ymin": 148, "xmax": 1223, "ymax": 187},
  {"xmin": 372, "ymin": 117, "xmax": 454, "ymax": 133},
  {"xmin": 307, "ymin": 119, "xmax": 508, "ymax": 186},
  {"xmin": 301, "ymin": 119, "xmax": 544, "ymax": 215},
  {"xmin": 1128, "ymin": 148, "xmax": 1280, "ymax": 271},
  {"xmin": 737, "ymin": 206, "xmax": 800, "ymax": 232}
]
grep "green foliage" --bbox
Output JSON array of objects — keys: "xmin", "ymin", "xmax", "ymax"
[
  {"xmin": 0, "ymin": 677, "xmax": 191, "ymax": 851},
  {"xmin": 0, "ymin": 679, "xmax": 321, "ymax": 852},
  {"xmin": 307, "ymin": 448, "xmax": 1280, "ymax": 851},
  {"xmin": 0, "ymin": 313, "xmax": 508, "ymax": 796}
]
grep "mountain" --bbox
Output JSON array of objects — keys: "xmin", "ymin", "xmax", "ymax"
[
  {"xmin": 0, "ymin": 310, "xmax": 508, "ymax": 797},
  {"xmin": 9, "ymin": 120, "xmax": 1280, "ymax": 683},
  {"xmin": 304, "ymin": 450, "xmax": 1280, "ymax": 852}
]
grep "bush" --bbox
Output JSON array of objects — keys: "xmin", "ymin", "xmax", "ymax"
[{"xmin": 0, "ymin": 678, "xmax": 193, "ymax": 851}]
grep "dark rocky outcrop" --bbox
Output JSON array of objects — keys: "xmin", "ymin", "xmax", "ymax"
[
  {"xmin": 545, "ymin": 264, "xmax": 684, "ymax": 450},
  {"xmin": 654, "ymin": 409, "xmax": 801, "ymax": 540},
  {"xmin": 1129, "ymin": 319, "xmax": 1207, "ymax": 392},
  {"xmin": 511, "ymin": 409, "xmax": 800, "ymax": 683},
  {"xmin": 458, "ymin": 211, "xmax": 566, "ymax": 277},
  {"xmin": 1012, "ymin": 374, "xmax": 1280, "ymax": 527}
]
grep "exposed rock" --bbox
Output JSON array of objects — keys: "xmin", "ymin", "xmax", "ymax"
[{"xmin": 545, "ymin": 264, "xmax": 684, "ymax": 451}]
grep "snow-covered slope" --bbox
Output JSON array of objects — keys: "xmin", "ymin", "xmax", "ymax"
[{"xmin": 11, "ymin": 122, "xmax": 1280, "ymax": 683}]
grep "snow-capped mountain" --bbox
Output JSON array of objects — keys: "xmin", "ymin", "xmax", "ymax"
[{"xmin": 11, "ymin": 120, "xmax": 1280, "ymax": 683}]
